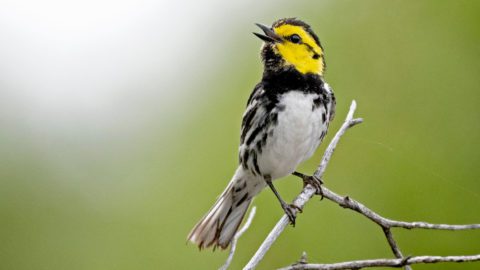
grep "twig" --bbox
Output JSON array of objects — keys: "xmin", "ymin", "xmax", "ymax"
[
  {"xmin": 244, "ymin": 100, "xmax": 363, "ymax": 270},
  {"xmin": 326, "ymin": 188, "xmax": 480, "ymax": 231},
  {"xmin": 220, "ymin": 206, "xmax": 257, "ymax": 270},
  {"xmin": 278, "ymin": 254, "xmax": 480, "ymax": 270}
]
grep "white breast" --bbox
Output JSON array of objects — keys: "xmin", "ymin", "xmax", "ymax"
[{"xmin": 257, "ymin": 91, "xmax": 328, "ymax": 179}]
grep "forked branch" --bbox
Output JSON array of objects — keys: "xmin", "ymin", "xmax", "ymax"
[{"xmin": 238, "ymin": 100, "xmax": 480, "ymax": 270}]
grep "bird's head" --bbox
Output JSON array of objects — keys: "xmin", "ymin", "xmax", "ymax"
[{"xmin": 254, "ymin": 18, "xmax": 325, "ymax": 76}]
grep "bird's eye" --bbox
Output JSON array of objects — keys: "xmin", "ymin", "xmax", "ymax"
[{"xmin": 290, "ymin": 34, "xmax": 301, "ymax": 44}]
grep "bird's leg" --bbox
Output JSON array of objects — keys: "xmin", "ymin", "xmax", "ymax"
[
  {"xmin": 264, "ymin": 175, "xmax": 302, "ymax": 226},
  {"xmin": 292, "ymin": 171, "xmax": 324, "ymax": 199}
]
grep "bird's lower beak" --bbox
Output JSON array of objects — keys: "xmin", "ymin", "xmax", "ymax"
[{"xmin": 253, "ymin": 23, "xmax": 282, "ymax": 43}]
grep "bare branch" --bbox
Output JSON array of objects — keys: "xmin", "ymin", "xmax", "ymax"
[
  {"xmin": 242, "ymin": 100, "xmax": 480, "ymax": 270},
  {"xmin": 220, "ymin": 206, "xmax": 257, "ymax": 270},
  {"xmin": 279, "ymin": 254, "xmax": 480, "ymax": 270},
  {"xmin": 244, "ymin": 100, "xmax": 363, "ymax": 270},
  {"xmin": 323, "ymin": 187, "xmax": 480, "ymax": 231}
]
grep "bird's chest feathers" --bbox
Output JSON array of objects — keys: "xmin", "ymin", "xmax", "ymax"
[
  {"xmin": 268, "ymin": 91, "xmax": 325, "ymax": 162},
  {"xmin": 276, "ymin": 92, "xmax": 323, "ymax": 139},
  {"xmin": 256, "ymin": 91, "xmax": 325, "ymax": 178}
]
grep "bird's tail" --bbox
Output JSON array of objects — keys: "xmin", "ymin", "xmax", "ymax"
[{"xmin": 187, "ymin": 168, "xmax": 255, "ymax": 250}]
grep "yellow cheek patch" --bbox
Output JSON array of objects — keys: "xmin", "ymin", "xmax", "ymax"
[{"xmin": 273, "ymin": 24, "xmax": 324, "ymax": 75}]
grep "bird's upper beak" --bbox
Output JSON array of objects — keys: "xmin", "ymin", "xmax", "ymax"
[{"xmin": 253, "ymin": 23, "xmax": 283, "ymax": 43}]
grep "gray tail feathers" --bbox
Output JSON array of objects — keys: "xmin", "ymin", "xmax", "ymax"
[{"xmin": 187, "ymin": 177, "xmax": 251, "ymax": 250}]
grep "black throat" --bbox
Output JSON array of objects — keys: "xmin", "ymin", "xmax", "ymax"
[{"xmin": 261, "ymin": 67, "xmax": 324, "ymax": 95}]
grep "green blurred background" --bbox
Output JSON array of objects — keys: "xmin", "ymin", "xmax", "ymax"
[{"xmin": 1, "ymin": 0, "xmax": 479, "ymax": 269}]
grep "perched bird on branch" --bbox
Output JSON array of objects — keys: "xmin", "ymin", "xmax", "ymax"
[{"xmin": 188, "ymin": 18, "xmax": 336, "ymax": 250}]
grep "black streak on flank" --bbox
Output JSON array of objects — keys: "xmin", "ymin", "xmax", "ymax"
[
  {"xmin": 240, "ymin": 180, "xmax": 247, "ymax": 189},
  {"xmin": 245, "ymin": 112, "xmax": 278, "ymax": 146},
  {"xmin": 240, "ymin": 106, "xmax": 258, "ymax": 144},
  {"xmin": 313, "ymin": 96, "xmax": 323, "ymax": 111},
  {"xmin": 320, "ymin": 130, "xmax": 326, "ymax": 140},
  {"xmin": 242, "ymin": 150, "xmax": 250, "ymax": 170},
  {"xmin": 261, "ymin": 132, "xmax": 268, "ymax": 146},
  {"xmin": 322, "ymin": 112, "xmax": 326, "ymax": 122},
  {"xmin": 235, "ymin": 193, "xmax": 249, "ymax": 207},
  {"xmin": 233, "ymin": 180, "xmax": 247, "ymax": 193},
  {"xmin": 251, "ymin": 150, "xmax": 261, "ymax": 176},
  {"xmin": 271, "ymin": 112, "xmax": 278, "ymax": 125},
  {"xmin": 246, "ymin": 126, "xmax": 262, "ymax": 146},
  {"xmin": 256, "ymin": 140, "xmax": 263, "ymax": 154}
]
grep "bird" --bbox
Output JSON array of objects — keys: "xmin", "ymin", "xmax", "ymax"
[{"xmin": 187, "ymin": 18, "xmax": 336, "ymax": 250}]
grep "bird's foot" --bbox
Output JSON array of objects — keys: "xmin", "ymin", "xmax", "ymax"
[
  {"xmin": 281, "ymin": 202, "xmax": 302, "ymax": 226},
  {"xmin": 292, "ymin": 171, "xmax": 324, "ymax": 199}
]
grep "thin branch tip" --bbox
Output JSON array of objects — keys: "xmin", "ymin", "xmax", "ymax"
[
  {"xmin": 346, "ymin": 100, "xmax": 357, "ymax": 120},
  {"xmin": 352, "ymin": 118, "xmax": 363, "ymax": 124}
]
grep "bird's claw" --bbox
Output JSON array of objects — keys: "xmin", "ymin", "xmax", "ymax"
[
  {"xmin": 282, "ymin": 202, "xmax": 302, "ymax": 226},
  {"xmin": 294, "ymin": 172, "xmax": 324, "ymax": 199},
  {"xmin": 304, "ymin": 175, "xmax": 323, "ymax": 194}
]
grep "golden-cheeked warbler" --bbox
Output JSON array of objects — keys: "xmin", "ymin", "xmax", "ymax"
[{"xmin": 188, "ymin": 18, "xmax": 335, "ymax": 250}]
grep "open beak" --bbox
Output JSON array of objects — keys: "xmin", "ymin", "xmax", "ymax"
[{"xmin": 253, "ymin": 23, "xmax": 282, "ymax": 43}]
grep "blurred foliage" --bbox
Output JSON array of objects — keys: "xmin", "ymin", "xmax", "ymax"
[{"xmin": 1, "ymin": 0, "xmax": 479, "ymax": 270}]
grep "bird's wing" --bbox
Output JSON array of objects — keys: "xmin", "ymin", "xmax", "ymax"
[
  {"xmin": 325, "ymin": 83, "xmax": 336, "ymax": 122},
  {"xmin": 238, "ymin": 84, "xmax": 280, "ymax": 175},
  {"xmin": 239, "ymin": 84, "xmax": 273, "ymax": 147}
]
